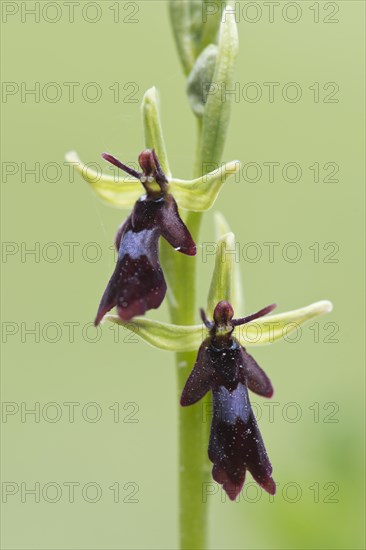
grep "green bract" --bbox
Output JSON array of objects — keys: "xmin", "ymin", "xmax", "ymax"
[
  {"xmin": 198, "ymin": 6, "xmax": 239, "ymax": 168},
  {"xmin": 169, "ymin": 0, "xmax": 223, "ymax": 76},
  {"xmin": 187, "ymin": 44, "xmax": 218, "ymax": 117}
]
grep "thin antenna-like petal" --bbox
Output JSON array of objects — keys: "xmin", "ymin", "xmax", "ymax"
[
  {"xmin": 102, "ymin": 152, "xmax": 142, "ymax": 180},
  {"xmin": 232, "ymin": 304, "xmax": 277, "ymax": 326}
]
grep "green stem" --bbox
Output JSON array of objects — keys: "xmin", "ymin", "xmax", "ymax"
[
  {"xmin": 172, "ymin": 118, "xmax": 211, "ymax": 550},
  {"xmin": 146, "ymin": 7, "xmax": 238, "ymax": 545},
  {"xmin": 173, "ymin": 213, "xmax": 206, "ymax": 550},
  {"xmin": 177, "ymin": 351, "xmax": 207, "ymax": 550}
]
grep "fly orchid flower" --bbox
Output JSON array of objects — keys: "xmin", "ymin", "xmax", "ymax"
[
  {"xmin": 94, "ymin": 149, "xmax": 196, "ymax": 325},
  {"xmin": 181, "ymin": 300, "xmax": 277, "ymax": 500},
  {"xmin": 105, "ymin": 226, "xmax": 333, "ymax": 504}
]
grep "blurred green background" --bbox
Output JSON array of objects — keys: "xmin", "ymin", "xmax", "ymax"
[{"xmin": 1, "ymin": 1, "xmax": 365, "ymax": 549}]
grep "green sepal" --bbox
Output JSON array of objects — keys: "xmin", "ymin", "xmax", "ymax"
[
  {"xmin": 235, "ymin": 300, "xmax": 333, "ymax": 347},
  {"xmin": 104, "ymin": 301, "xmax": 333, "ymax": 352},
  {"xmin": 105, "ymin": 314, "xmax": 204, "ymax": 352},
  {"xmin": 66, "ymin": 150, "xmax": 239, "ymax": 212},
  {"xmin": 206, "ymin": 231, "xmax": 235, "ymax": 316},
  {"xmin": 141, "ymin": 87, "xmax": 171, "ymax": 177},
  {"xmin": 170, "ymin": 160, "xmax": 240, "ymax": 211},
  {"xmin": 65, "ymin": 151, "xmax": 141, "ymax": 209},
  {"xmin": 214, "ymin": 212, "xmax": 244, "ymax": 312}
]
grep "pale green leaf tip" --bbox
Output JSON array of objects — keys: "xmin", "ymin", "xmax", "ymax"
[
  {"xmin": 222, "ymin": 230, "xmax": 235, "ymax": 246},
  {"xmin": 224, "ymin": 160, "xmax": 241, "ymax": 173},
  {"xmin": 312, "ymin": 300, "xmax": 333, "ymax": 314},
  {"xmin": 142, "ymin": 86, "xmax": 157, "ymax": 104},
  {"xmin": 65, "ymin": 150, "xmax": 78, "ymax": 163}
]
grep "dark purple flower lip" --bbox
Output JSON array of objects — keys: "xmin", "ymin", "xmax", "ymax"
[
  {"xmin": 181, "ymin": 301, "xmax": 277, "ymax": 500},
  {"xmin": 94, "ymin": 150, "xmax": 196, "ymax": 325}
]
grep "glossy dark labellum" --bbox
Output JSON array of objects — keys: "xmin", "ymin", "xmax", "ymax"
[
  {"xmin": 95, "ymin": 149, "xmax": 196, "ymax": 325},
  {"xmin": 181, "ymin": 301, "xmax": 277, "ymax": 500}
]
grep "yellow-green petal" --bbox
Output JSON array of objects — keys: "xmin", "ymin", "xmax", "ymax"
[{"xmin": 65, "ymin": 151, "xmax": 141, "ymax": 209}]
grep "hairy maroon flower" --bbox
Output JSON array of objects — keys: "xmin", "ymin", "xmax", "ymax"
[
  {"xmin": 181, "ymin": 300, "xmax": 276, "ymax": 500},
  {"xmin": 95, "ymin": 149, "xmax": 196, "ymax": 325}
]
